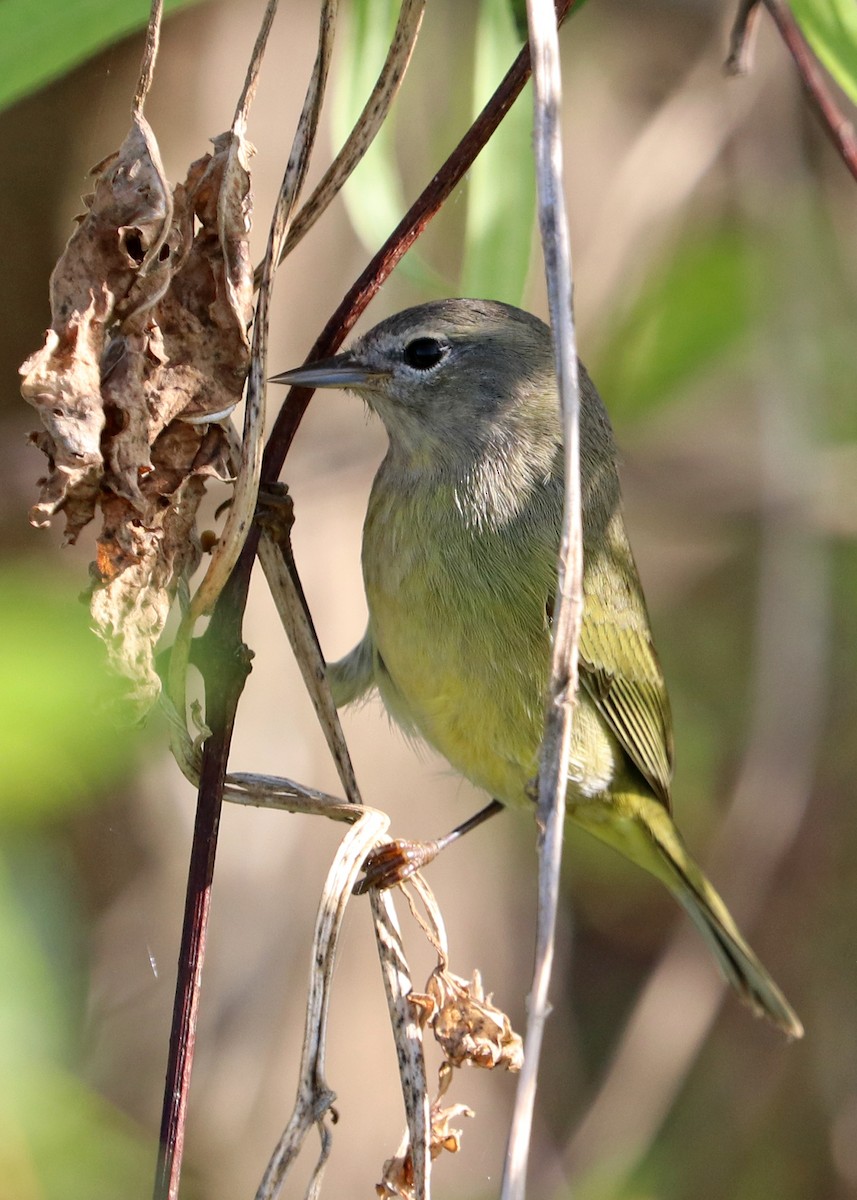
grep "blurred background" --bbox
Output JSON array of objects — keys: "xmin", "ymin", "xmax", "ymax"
[{"xmin": 2, "ymin": 0, "xmax": 856, "ymax": 1197}]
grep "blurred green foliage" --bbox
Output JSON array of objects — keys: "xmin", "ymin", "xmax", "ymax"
[
  {"xmin": 592, "ymin": 227, "xmax": 752, "ymax": 425},
  {"xmin": 334, "ymin": 0, "xmax": 539, "ymax": 301},
  {"xmin": 0, "ymin": 565, "xmax": 151, "ymax": 1197},
  {"xmin": 792, "ymin": 0, "xmax": 857, "ymax": 105},
  {"xmin": 0, "ymin": 0, "xmax": 206, "ymax": 113},
  {"xmin": 0, "ymin": 567, "xmax": 137, "ymax": 817}
]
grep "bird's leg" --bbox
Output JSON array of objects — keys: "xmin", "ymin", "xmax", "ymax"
[{"xmin": 353, "ymin": 799, "xmax": 505, "ymax": 894}]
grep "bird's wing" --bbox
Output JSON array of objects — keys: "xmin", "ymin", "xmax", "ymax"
[{"xmin": 575, "ymin": 560, "xmax": 675, "ymax": 809}]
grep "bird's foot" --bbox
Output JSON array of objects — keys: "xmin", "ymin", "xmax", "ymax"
[
  {"xmin": 353, "ymin": 838, "xmax": 440, "ymax": 895},
  {"xmin": 254, "ymin": 481, "xmax": 295, "ymax": 543}
]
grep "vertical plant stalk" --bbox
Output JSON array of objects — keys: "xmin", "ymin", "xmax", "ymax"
[
  {"xmin": 155, "ymin": 2, "xmax": 337, "ymax": 1196},
  {"xmin": 502, "ymin": 2, "xmax": 582, "ymax": 1198},
  {"xmin": 254, "ymin": 809, "xmax": 390, "ymax": 1200},
  {"xmin": 154, "ymin": 587, "xmax": 252, "ymax": 1200},
  {"xmin": 133, "ymin": 0, "xmax": 162, "ymax": 115}
]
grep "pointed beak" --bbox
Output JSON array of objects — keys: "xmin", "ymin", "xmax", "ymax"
[{"xmin": 271, "ymin": 351, "xmax": 384, "ymax": 390}]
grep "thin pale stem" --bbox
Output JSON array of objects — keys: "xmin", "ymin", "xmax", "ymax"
[
  {"xmin": 278, "ymin": 0, "xmax": 426, "ymax": 265},
  {"xmin": 254, "ymin": 810, "xmax": 390, "ymax": 1200},
  {"xmin": 133, "ymin": 0, "xmax": 163, "ymax": 115},
  {"xmin": 502, "ymin": 1, "xmax": 582, "ymax": 1197},
  {"xmin": 234, "ymin": 0, "xmax": 280, "ymax": 127}
]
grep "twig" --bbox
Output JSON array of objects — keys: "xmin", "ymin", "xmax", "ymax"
[
  {"xmin": 257, "ymin": 527, "xmax": 362, "ymax": 804},
  {"xmin": 222, "ymin": 413, "xmax": 361, "ymax": 806},
  {"xmin": 501, "ymin": 2, "xmax": 581, "ymax": 1198},
  {"xmin": 276, "ymin": 0, "xmax": 426, "ymax": 268},
  {"xmin": 726, "ymin": 0, "xmax": 857, "ymax": 184},
  {"xmin": 725, "ymin": 0, "xmax": 761, "ymax": 75},
  {"xmin": 130, "ymin": 2, "xmax": 173, "ymax": 275},
  {"xmin": 223, "ymin": 771, "xmax": 357, "ymax": 819},
  {"xmin": 234, "ymin": 0, "xmax": 280, "ymax": 127},
  {"xmin": 371, "ymin": 889, "xmax": 431, "ymax": 1200}
]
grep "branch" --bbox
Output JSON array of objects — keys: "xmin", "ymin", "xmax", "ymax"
[
  {"xmin": 154, "ymin": 573, "xmax": 253, "ymax": 1200},
  {"xmin": 726, "ymin": 0, "xmax": 857, "ymax": 184},
  {"xmin": 276, "ymin": 0, "xmax": 427, "ymax": 267}
]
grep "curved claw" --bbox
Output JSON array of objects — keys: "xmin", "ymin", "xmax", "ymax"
[{"xmin": 353, "ymin": 838, "xmax": 440, "ymax": 895}]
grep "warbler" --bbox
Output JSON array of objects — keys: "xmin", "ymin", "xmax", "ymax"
[{"xmin": 275, "ymin": 298, "xmax": 802, "ymax": 1038}]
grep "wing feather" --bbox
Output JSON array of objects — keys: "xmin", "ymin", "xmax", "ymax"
[{"xmin": 577, "ymin": 566, "xmax": 674, "ymax": 809}]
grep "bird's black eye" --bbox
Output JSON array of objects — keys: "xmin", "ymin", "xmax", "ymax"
[{"xmin": 402, "ymin": 337, "xmax": 445, "ymax": 371}]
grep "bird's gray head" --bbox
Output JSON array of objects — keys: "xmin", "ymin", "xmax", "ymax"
[{"xmin": 274, "ymin": 299, "xmax": 561, "ymax": 470}]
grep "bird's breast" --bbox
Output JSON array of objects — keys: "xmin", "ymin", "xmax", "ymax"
[{"xmin": 361, "ymin": 472, "xmax": 587, "ymax": 804}]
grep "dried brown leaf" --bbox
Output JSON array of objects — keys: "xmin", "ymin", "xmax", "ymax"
[
  {"xmin": 20, "ymin": 113, "xmax": 173, "ymax": 529},
  {"xmin": 376, "ymin": 1147, "xmax": 415, "ymax": 1200},
  {"xmin": 89, "ymin": 422, "xmax": 230, "ymax": 711},
  {"xmin": 154, "ymin": 131, "xmax": 254, "ymax": 428}
]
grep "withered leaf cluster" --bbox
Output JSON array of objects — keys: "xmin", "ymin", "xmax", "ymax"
[
  {"xmin": 20, "ymin": 114, "xmax": 254, "ymax": 712},
  {"xmin": 422, "ymin": 967, "xmax": 524, "ymax": 1072}
]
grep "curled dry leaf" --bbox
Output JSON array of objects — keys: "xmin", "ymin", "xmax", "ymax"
[
  {"xmin": 424, "ymin": 968, "xmax": 524, "ymax": 1072},
  {"xmin": 20, "ymin": 117, "xmax": 253, "ymax": 713}
]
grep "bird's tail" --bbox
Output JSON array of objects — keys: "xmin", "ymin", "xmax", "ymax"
[{"xmin": 573, "ymin": 794, "xmax": 804, "ymax": 1039}]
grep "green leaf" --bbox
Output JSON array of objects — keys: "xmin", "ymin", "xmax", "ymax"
[
  {"xmin": 592, "ymin": 228, "xmax": 752, "ymax": 424},
  {"xmin": 331, "ymin": 0, "xmax": 444, "ymax": 290},
  {"xmin": 0, "ymin": 0, "xmax": 208, "ymax": 114},
  {"xmin": 332, "ymin": 0, "xmax": 404, "ymax": 250},
  {"xmin": 461, "ymin": 0, "xmax": 535, "ymax": 305},
  {"xmin": 790, "ymin": 0, "xmax": 857, "ymax": 107}
]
